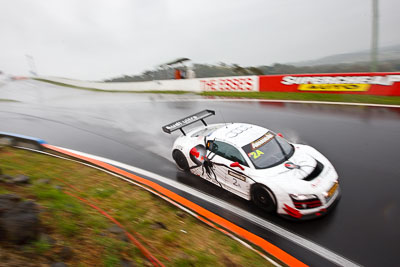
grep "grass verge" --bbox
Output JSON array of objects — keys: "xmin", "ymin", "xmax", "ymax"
[
  {"xmin": 0, "ymin": 99, "xmax": 19, "ymax": 102},
  {"xmin": 200, "ymin": 91, "xmax": 400, "ymax": 105},
  {"xmin": 34, "ymin": 78, "xmax": 400, "ymax": 105},
  {"xmin": 0, "ymin": 147, "xmax": 276, "ymax": 267}
]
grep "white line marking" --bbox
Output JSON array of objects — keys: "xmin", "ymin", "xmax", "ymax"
[
  {"xmin": 58, "ymin": 146, "xmax": 361, "ymax": 267},
  {"xmin": 193, "ymin": 98, "xmax": 400, "ymax": 108},
  {"xmin": 94, "ymin": 96, "xmax": 400, "ymax": 108}
]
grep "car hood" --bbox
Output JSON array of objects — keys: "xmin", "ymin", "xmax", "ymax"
[{"xmin": 271, "ymin": 149, "xmax": 317, "ymax": 180}]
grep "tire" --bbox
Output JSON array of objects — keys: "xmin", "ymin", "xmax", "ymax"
[
  {"xmin": 251, "ymin": 184, "xmax": 277, "ymax": 213},
  {"xmin": 172, "ymin": 150, "xmax": 189, "ymax": 172}
]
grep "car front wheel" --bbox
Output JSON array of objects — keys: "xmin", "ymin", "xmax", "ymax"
[{"xmin": 251, "ymin": 184, "xmax": 277, "ymax": 213}]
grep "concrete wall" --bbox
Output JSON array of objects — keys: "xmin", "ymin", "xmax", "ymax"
[
  {"xmin": 40, "ymin": 76, "xmax": 259, "ymax": 93},
  {"xmin": 41, "ymin": 73, "xmax": 400, "ymax": 96}
]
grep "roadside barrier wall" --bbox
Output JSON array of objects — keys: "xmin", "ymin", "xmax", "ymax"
[
  {"xmin": 259, "ymin": 72, "xmax": 400, "ymax": 96},
  {"xmin": 40, "ymin": 72, "xmax": 400, "ymax": 96},
  {"xmin": 41, "ymin": 76, "xmax": 259, "ymax": 93}
]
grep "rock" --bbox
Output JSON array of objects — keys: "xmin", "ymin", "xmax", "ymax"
[
  {"xmin": 20, "ymin": 245, "xmax": 35, "ymax": 258},
  {"xmin": 0, "ymin": 175, "xmax": 14, "ymax": 184},
  {"xmin": 0, "ymin": 194, "xmax": 21, "ymax": 202},
  {"xmin": 13, "ymin": 174, "xmax": 30, "ymax": 184},
  {"xmin": 176, "ymin": 211, "xmax": 186, "ymax": 218},
  {"xmin": 57, "ymin": 246, "xmax": 74, "ymax": 260},
  {"xmin": 221, "ymin": 255, "xmax": 239, "ymax": 267},
  {"xmin": 151, "ymin": 221, "xmax": 167, "ymax": 230},
  {"xmin": 98, "ymin": 232, "xmax": 107, "ymax": 237},
  {"xmin": 117, "ymin": 233, "xmax": 130, "ymax": 243},
  {"xmin": 0, "ymin": 199, "xmax": 40, "ymax": 244},
  {"xmin": 108, "ymin": 224, "xmax": 124, "ymax": 234},
  {"xmin": 0, "ymin": 138, "xmax": 13, "ymax": 146},
  {"xmin": 121, "ymin": 258, "xmax": 135, "ymax": 267},
  {"xmin": 50, "ymin": 262, "xmax": 68, "ymax": 267},
  {"xmin": 36, "ymin": 178, "xmax": 50, "ymax": 185},
  {"xmin": 177, "ymin": 252, "xmax": 192, "ymax": 261},
  {"xmin": 0, "ymin": 194, "xmax": 21, "ymax": 212},
  {"xmin": 54, "ymin": 185, "xmax": 63, "ymax": 191},
  {"xmin": 39, "ymin": 233, "xmax": 56, "ymax": 246}
]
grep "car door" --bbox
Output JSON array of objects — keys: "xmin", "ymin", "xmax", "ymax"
[{"xmin": 207, "ymin": 140, "xmax": 252, "ymax": 199}]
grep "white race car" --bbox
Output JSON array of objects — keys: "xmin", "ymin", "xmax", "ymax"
[{"xmin": 162, "ymin": 110, "xmax": 340, "ymax": 220}]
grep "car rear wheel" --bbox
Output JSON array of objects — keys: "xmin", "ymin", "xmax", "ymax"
[
  {"xmin": 251, "ymin": 184, "xmax": 277, "ymax": 213},
  {"xmin": 172, "ymin": 150, "xmax": 189, "ymax": 172}
]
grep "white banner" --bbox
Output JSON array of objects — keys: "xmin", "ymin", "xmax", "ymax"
[
  {"xmin": 199, "ymin": 76, "xmax": 259, "ymax": 92},
  {"xmin": 38, "ymin": 75, "xmax": 259, "ymax": 93}
]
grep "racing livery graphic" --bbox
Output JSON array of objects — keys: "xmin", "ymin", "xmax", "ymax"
[{"xmin": 162, "ymin": 110, "xmax": 340, "ymax": 220}]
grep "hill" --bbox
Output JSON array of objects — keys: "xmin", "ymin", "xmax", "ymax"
[
  {"xmin": 105, "ymin": 45, "xmax": 400, "ymax": 82},
  {"xmin": 290, "ymin": 44, "xmax": 400, "ymax": 66}
]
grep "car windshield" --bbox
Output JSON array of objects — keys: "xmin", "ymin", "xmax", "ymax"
[{"xmin": 242, "ymin": 132, "xmax": 294, "ymax": 169}]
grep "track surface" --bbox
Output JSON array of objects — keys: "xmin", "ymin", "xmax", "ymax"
[{"xmin": 1, "ymin": 80, "xmax": 400, "ymax": 266}]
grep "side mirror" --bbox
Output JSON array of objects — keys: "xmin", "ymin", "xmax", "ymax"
[
  {"xmin": 206, "ymin": 141, "xmax": 214, "ymax": 150},
  {"xmin": 230, "ymin": 162, "xmax": 244, "ymax": 171}
]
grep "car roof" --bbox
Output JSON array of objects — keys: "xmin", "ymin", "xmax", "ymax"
[{"xmin": 208, "ymin": 123, "xmax": 270, "ymax": 147}]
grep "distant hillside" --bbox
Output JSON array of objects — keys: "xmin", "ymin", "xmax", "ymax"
[
  {"xmin": 105, "ymin": 45, "xmax": 400, "ymax": 82},
  {"xmin": 291, "ymin": 44, "xmax": 400, "ymax": 66}
]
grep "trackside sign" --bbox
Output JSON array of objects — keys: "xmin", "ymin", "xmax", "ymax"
[
  {"xmin": 199, "ymin": 76, "xmax": 259, "ymax": 92},
  {"xmin": 259, "ymin": 73, "xmax": 400, "ymax": 96}
]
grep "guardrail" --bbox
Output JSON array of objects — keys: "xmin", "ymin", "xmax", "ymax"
[{"xmin": 0, "ymin": 131, "xmax": 46, "ymax": 150}]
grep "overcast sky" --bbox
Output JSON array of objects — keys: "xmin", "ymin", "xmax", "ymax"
[{"xmin": 1, "ymin": 0, "xmax": 399, "ymax": 80}]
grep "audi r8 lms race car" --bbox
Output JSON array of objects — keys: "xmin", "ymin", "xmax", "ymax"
[{"xmin": 162, "ymin": 110, "xmax": 340, "ymax": 220}]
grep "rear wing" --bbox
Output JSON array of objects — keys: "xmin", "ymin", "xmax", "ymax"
[{"xmin": 162, "ymin": 109, "xmax": 215, "ymax": 135}]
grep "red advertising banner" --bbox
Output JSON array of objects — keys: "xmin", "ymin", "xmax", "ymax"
[{"xmin": 259, "ymin": 72, "xmax": 400, "ymax": 96}]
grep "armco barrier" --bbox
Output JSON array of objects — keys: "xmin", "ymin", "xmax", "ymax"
[
  {"xmin": 259, "ymin": 72, "xmax": 400, "ymax": 96},
  {"xmin": 0, "ymin": 131, "xmax": 46, "ymax": 150}
]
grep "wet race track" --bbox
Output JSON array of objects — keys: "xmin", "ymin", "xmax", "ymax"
[{"xmin": 1, "ymin": 80, "xmax": 400, "ymax": 266}]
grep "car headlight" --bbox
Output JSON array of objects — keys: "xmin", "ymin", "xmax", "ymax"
[
  {"xmin": 290, "ymin": 194, "xmax": 318, "ymax": 201},
  {"xmin": 289, "ymin": 194, "xmax": 322, "ymax": 209}
]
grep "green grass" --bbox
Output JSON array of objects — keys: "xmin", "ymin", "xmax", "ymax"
[
  {"xmin": 0, "ymin": 187, "xmax": 10, "ymax": 194},
  {"xmin": 58, "ymin": 219, "xmax": 80, "ymax": 237},
  {"xmin": 22, "ymin": 237, "xmax": 52, "ymax": 256},
  {"xmin": 200, "ymin": 91, "xmax": 400, "ymax": 105},
  {"xmin": 174, "ymin": 248, "xmax": 219, "ymax": 267},
  {"xmin": 95, "ymin": 236, "xmax": 131, "ymax": 266},
  {"xmin": 31, "ymin": 238, "xmax": 52, "ymax": 254},
  {"xmin": 0, "ymin": 99, "xmax": 19, "ymax": 102},
  {"xmin": 32, "ymin": 184, "xmax": 83, "ymax": 216},
  {"xmin": 92, "ymin": 187, "xmax": 116, "ymax": 198},
  {"xmin": 103, "ymin": 253, "xmax": 120, "ymax": 267},
  {"xmin": 0, "ymin": 147, "xmax": 277, "ymax": 267}
]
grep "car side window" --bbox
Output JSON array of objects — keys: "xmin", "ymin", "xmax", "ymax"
[{"xmin": 209, "ymin": 141, "xmax": 248, "ymax": 167}]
